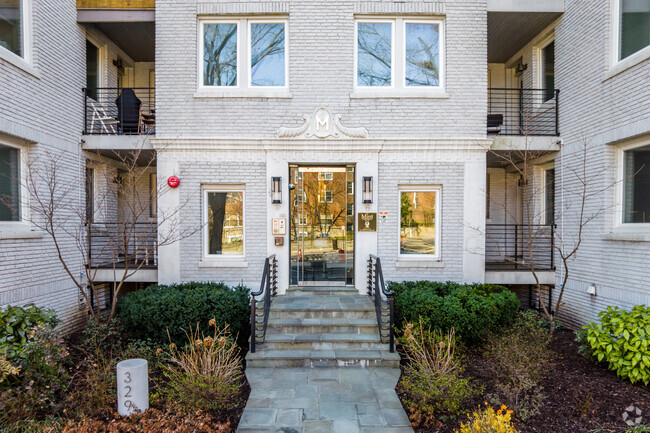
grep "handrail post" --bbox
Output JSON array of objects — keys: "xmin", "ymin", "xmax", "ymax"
[
  {"xmin": 555, "ymin": 89, "xmax": 560, "ymax": 136},
  {"xmin": 518, "ymin": 88, "xmax": 524, "ymax": 135},
  {"xmin": 514, "ymin": 225, "xmax": 519, "ymax": 270},
  {"xmin": 83, "ymin": 88, "xmax": 88, "ymax": 134},
  {"xmin": 389, "ymin": 297, "xmax": 395, "ymax": 353},
  {"xmin": 551, "ymin": 224, "xmax": 555, "ymax": 269},
  {"xmin": 250, "ymin": 292, "xmax": 256, "ymax": 353}
]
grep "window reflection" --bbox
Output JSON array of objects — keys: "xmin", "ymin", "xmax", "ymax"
[{"xmin": 400, "ymin": 191, "xmax": 437, "ymax": 255}]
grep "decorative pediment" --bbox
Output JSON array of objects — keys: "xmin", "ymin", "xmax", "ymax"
[{"xmin": 277, "ymin": 108, "xmax": 369, "ymax": 139}]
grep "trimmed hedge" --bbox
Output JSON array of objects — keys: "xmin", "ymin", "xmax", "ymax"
[
  {"xmin": 389, "ymin": 281, "xmax": 520, "ymax": 344},
  {"xmin": 117, "ymin": 282, "xmax": 250, "ymax": 347}
]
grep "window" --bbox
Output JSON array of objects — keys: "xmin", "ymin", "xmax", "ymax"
[
  {"xmin": 399, "ymin": 187, "xmax": 440, "ymax": 258},
  {"xmin": 618, "ymin": 0, "xmax": 650, "ymax": 60},
  {"xmin": 319, "ymin": 190, "xmax": 333, "ymax": 203},
  {"xmin": 486, "ymin": 173, "xmax": 491, "ymax": 220},
  {"xmin": 320, "ymin": 213, "xmax": 333, "ymax": 228},
  {"xmin": 622, "ymin": 144, "xmax": 650, "ymax": 223},
  {"xmin": 356, "ymin": 18, "xmax": 444, "ymax": 90},
  {"xmin": 85, "ymin": 166, "xmax": 94, "ymax": 224},
  {"xmin": 149, "ymin": 173, "xmax": 157, "ymax": 218},
  {"xmin": 544, "ymin": 168, "xmax": 555, "ymax": 224},
  {"xmin": 200, "ymin": 18, "xmax": 287, "ymax": 89},
  {"xmin": 204, "ymin": 187, "xmax": 244, "ymax": 256},
  {"xmin": 0, "ymin": 0, "xmax": 28, "ymax": 59},
  {"xmin": 347, "ymin": 181, "xmax": 354, "ymax": 195},
  {"xmin": 0, "ymin": 143, "xmax": 21, "ymax": 222},
  {"xmin": 86, "ymin": 39, "xmax": 99, "ymax": 100},
  {"xmin": 541, "ymin": 40, "xmax": 555, "ymax": 102},
  {"xmin": 318, "ymin": 172, "xmax": 333, "ymax": 181}
]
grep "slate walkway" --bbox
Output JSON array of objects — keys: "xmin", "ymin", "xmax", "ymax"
[{"xmin": 236, "ymin": 367, "xmax": 414, "ymax": 433}]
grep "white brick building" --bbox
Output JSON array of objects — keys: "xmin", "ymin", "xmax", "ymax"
[{"xmin": 0, "ymin": 0, "xmax": 648, "ymax": 330}]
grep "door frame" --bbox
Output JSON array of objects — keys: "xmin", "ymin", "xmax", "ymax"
[{"xmin": 288, "ymin": 163, "xmax": 356, "ymax": 287}]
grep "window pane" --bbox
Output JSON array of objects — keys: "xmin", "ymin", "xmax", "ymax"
[
  {"xmin": 86, "ymin": 40, "xmax": 99, "ymax": 100},
  {"xmin": 400, "ymin": 191, "xmax": 436, "ymax": 255},
  {"xmin": 0, "ymin": 144, "xmax": 21, "ymax": 222},
  {"xmin": 0, "ymin": 0, "xmax": 22, "ymax": 57},
  {"xmin": 542, "ymin": 41, "xmax": 555, "ymax": 102},
  {"xmin": 545, "ymin": 168, "xmax": 555, "ymax": 224},
  {"xmin": 620, "ymin": 0, "xmax": 650, "ymax": 60},
  {"xmin": 207, "ymin": 191, "xmax": 243, "ymax": 254},
  {"xmin": 204, "ymin": 23, "xmax": 238, "ymax": 86},
  {"xmin": 357, "ymin": 22, "xmax": 392, "ymax": 86},
  {"xmin": 405, "ymin": 23, "xmax": 440, "ymax": 86},
  {"xmin": 251, "ymin": 23, "xmax": 285, "ymax": 87},
  {"xmin": 623, "ymin": 144, "xmax": 650, "ymax": 223},
  {"xmin": 85, "ymin": 166, "xmax": 94, "ymax": 223}
]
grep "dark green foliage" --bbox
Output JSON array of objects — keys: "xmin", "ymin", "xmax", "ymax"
[
  {"xmin": 117, "ymin": 282, "xmax": 250, "ymax": 347},
  {"xmin": 0, "ymin": 304, "xmax": 58, "ymax": 361},
  {"xmin": 390, "ymin": 281, "xmax": 520, "ymax": 344}
]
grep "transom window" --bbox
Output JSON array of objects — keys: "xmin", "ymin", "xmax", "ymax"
[
  {"xmin": 617, "ymin": 0, "xmax": 650, "ymax": 61},
  {"xmin": 200, "ymin": 18, "xmax": 287, "ymax": 89},
  {"xmin": 399, "ymin": 186, "xmax": 441, "ymax": 258},
  {"xmin": 0, "ymin": 143, "xmax": 21, "ymax": 222},
  {"xmin": 204, "ymin": 187, "xmax": 245, "ymax": 256},
  {"xmin": 622, "ymin": 144, "xmax": 650, "ymax": 224},
  {"xmin": 355, "ymin": 18, "xmax": 444, "ymax": 89}
]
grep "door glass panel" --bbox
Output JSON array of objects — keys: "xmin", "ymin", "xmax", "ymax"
[{"xmin": 290, "ymin": 166, "xmax": 354, "ymax": 285}]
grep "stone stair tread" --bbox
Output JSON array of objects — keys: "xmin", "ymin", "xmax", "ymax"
[
  {"xmin": 246, "ymin": 349, "xmax": 399, "ymax": 361},
  {"xmin": 264, "ymin": 333, "xmax": 381, "ymax": 343},
  {"xmin": 268, "ymin": 317, "xmax": 377, "ymax": 326}
]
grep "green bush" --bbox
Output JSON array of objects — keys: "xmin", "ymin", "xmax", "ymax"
[
  {"xmin": 117, "ymin": 282, "xmax": 250, "ymax": 347},
  {"xmin": 584, "ymin": 305, "xmax": 650, "ymax": 385},
  {"xmin": 390, "ymin": 281, "xmax": 519, "ymax": 344},
  {"xmin": 0, "ymin": 304, "xmax": 58, "ymax": 361}
]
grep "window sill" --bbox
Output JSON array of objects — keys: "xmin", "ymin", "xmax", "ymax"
[
  {"xmin": 604, "ymin": 46, "xmax": 650, "ymax": 81},
  {"xmin": 0, "ymin": 48, "xmax": 39, "ymax": 78},
  {"xmin": 0, "ymin": 224, "xmax": 43, "ymax": 240},
  {"xmin": 350, "ymin": 89, "xmax": 449, "ymax": 99},
  {"xmin": 602, "ymin": 228, "xmax": 650, "ymax": 242},
  {"xmin": 396, "ymin": 259, "xmax": 444, "ymax": 268},
  {"xmin": 194, "ymin": 89, "xmax": 292, "ymax": 99},
  {"xmin": 198, "ymin": 258, "xmax": 249, "ymax": 268}
]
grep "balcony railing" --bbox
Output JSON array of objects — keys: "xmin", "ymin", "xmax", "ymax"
[
  {"xmin": 487, "ymin": 88, "xmax": 559, "ymax": 136},
  {"xmin": 83, "ymin": 87, "xmax": 155, "ymax": 135},
  {"xmin": 485, "ymin": 224, "xmax": 555, "ymax": 271},
  {"xmin": 88, "ymin": 222, "xmax": 157, "ymax": 269}
]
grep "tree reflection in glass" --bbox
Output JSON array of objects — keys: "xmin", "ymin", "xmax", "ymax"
[{"xmin": 357, "ymin": 22, "xmax": 392, "ymax": 86}]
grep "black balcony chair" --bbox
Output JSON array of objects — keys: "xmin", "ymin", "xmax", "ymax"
[
  {"xmin": 487, "ymin": 114, "xmax": 503, "ymax": 135},
  {"xmin": 115, "ymin": 89, "xmax": 142, "ymax": 134}
]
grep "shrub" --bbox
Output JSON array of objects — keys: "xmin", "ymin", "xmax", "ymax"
[
  {"xmin": 163, "ymin": 320, "xmax": 243, "ymax": 412},
  {"xmin": 117, "ymin": 282, "xmax": 250, "ymax": 347},
  {"xmin": 0, "ymin": 304, "xmax": 58, "ymax": 361},
  {"xmin": 456, "ymin": 405, "xmax": 517, "ymax": 433},
  {"xmin": 398, "ymin": 320, "xmax": 481, "ymax": 427},
  {"xmin": 584, "ymin": 305, "xmax": 650, "ymax": 385},
  {"xmin": 390, "ymin": 281, "xmax": 520, "ymax": 344},
  {"xmin": 484, "ymin": 310, "xmax": 552, "ymax": 420}
]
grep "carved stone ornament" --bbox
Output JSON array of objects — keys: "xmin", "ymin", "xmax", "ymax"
[{"xmin": 277, "ymin": 108, "xmax": 369, "ymax": 139}]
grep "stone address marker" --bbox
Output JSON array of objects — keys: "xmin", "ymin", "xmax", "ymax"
[{"xmin": 117, "ymin": 358, "xmax": 149, "ymax": 416}]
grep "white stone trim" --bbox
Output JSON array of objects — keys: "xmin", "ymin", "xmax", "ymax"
[
  {"xmin": 202, "ymin": 184, "xmax": 247, "ymax": 261},
  {"xmin": 608, "ymin": 0, "xmax": 650, "ymax": 77},
  {"xmin": 612, "ymin": 135, "xmax": 650, "ymax": 234},
  {"xmin": 0, "ymin": 0, "xmax": 37, "ymax": 76}
]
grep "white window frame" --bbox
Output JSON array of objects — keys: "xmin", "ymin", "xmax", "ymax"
[
  {"xmin": 0, "ymin": 138, "xmax": 32, "ymax": 233},
  {"xmin": 149, "ymin": 172, "xmax": 157, "ymax": 219},
  {"xmin": 85, "ymin": 34, "xmax": 105, "ymax": 96},
  {"xmin": 609, "ymin": 0, "xmax": 650, "ymax": 77},
  {"xmin": 319, "ymin": 190, "xmax": 333, "ymax": 203},
  {"xmin": 0, "ymin": 0, "xmax": 35, "ymax": 75},
  {"xmin": 197, "ymin": 17, "xmax": 290, "ymax": 98},
  {"xmin": 202, "ymin": 185, "xmax": 246, "ymax": 259},
  {"xmin": 318, "ymin": 172, "xmax": 333, "ymax": 181},
  {"xmin": 615, "ymin": 137, "xmax": 650, "ymax": 231},
  {"xmin": 352, "ymin": 16, "xmax": 447, "ymax": 98},
  {"xmin": 539, "ymin": 163, "xmax": 555, "ymax": 225},
  {"xmin": 398, "ymin": 185, "xmax": 442, "ymax": 261},
  {"xmin": 533, "ymin": 33, "xmax": 556, "ymax": 107}
]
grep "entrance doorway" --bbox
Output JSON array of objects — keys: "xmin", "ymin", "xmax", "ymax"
[{"xmin": 290, "ymin": 165, "xmax": 355, "ymax": 286}]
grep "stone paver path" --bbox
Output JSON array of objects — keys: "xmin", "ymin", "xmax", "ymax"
[{"xmin": 237, "ymin": 367, "xmax": 413, "ymax": 433}]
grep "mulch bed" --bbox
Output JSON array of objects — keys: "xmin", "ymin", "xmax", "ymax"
[{"xmin": 401, "ymin": 329, "xmax": 650, "ymax": 433}]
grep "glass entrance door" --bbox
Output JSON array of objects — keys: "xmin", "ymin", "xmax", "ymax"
[{"xmin": 290, "ymin": 165, "xmax": 355, "ymax": 285}]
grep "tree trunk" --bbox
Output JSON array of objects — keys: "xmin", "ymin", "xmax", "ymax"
[{"xmin": 208, "ymin": 192, "xmax": 227, "ymax": 254}]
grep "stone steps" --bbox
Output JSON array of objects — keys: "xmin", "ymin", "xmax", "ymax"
[
  {"xmin": 261, "ymin": 333, "xmax": 385, "ymax": 350},
  {"xmin": 266, "ymin": 317, "xmax": 379, "ymax": 334},
  {"xmin": 286, "ymin": 286, "xmax": 361, "ymax": 296},
  {"xmin": 245, "ymin": 349, "xmax": 401, "ymax": 368}
]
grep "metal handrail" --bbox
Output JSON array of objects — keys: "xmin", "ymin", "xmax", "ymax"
[
  {"xmin": 87, "ymin": 221, "xmax": 158, "ymax": 269},
  {"xmin": 367, "ymin": 255, "xmax": 395, "ymax": 353},
  {"xmin": 83, "ymin": 87, "xmax": 155, "ymax": 135},
  {"xmin": 487, "ymin": 88, "xmax": 560, "ymax": 136},
  {"xmin": 250, "ymin": 255, "xmax": 277, "ymax": 353},
  {"xmin": 485, "ymin": 223, "xmax": 556, "ymax": 271}
]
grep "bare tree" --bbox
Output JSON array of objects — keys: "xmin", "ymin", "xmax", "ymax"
[{"xmin": 22, "ymin": 140, "xmax": 196, "ymax": 321}]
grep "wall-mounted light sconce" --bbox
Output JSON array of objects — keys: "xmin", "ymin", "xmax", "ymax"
[
  {"xmin": 272, "ymin": 177, "xmax": 282, "ymax": 204},
  {"xmin": 586, "ymin": 284, "xmax": 597, "ymax": 296},
  {"xmin": 362, "ymin": 176, "xmax": 373, "ymax": 204}
]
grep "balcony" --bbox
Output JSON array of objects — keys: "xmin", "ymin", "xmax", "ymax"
[
  {"xmin": 84, "ymin": 87, "xmax": 155, "ymax": 136},
  {"xmin": 485, "ymin": 223, "xmax": 556, "ymax": 285},
  {"xmin": 88, "ymin": 222, "xmax": 158, "ymax": 282},
  {"xmin": 488, "ymin": 88, "xmax": 559, "ymax": 137},
  {"xmin": 77, "ymin": 0, "xmax": 154, "ymax": 22}
]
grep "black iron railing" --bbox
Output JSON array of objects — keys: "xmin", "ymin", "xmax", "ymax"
[
  {"xmin": 367, "ymin": 255, "xmax": 395, "ymax": 353},
  {"xmin": 487, "ymin": 88, "xmax": 559, "ymax": 136},
  {"xmin": 83, "ymin": 87, "xmax": 155, "ymax": 135},
  {"xmin": 250, "ymin": 255, "xmax": 278, "ymax": 353},
  {"xmin": 88, "ymin": 222, "xmax": 157, "ymax": 269},
  {"xmin": 485, "ymin": 224, "xmax": 555, "ymax": 271}
]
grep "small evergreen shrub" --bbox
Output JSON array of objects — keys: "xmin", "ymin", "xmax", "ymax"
[
  {"xmin": 398, "ymin": 320, "xmax": 481, "ymax": 427},
  {"xmin": 584, "ymin": 305, "xmax": 650, "ymax": 385},
  {"xmin": 117, "ymin": 282, "xmax": 250, "ymax": 347},
  {"xmin": 390, "ymin": 281, "xmax": 520, "ymax": 344},
  {"xmin": 0, "ymin": 304, "xmax": 58, "ymax": 361},
  {"xmin": 456, "ymin": 405, "xmax": 517, "ymax": 433}
]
